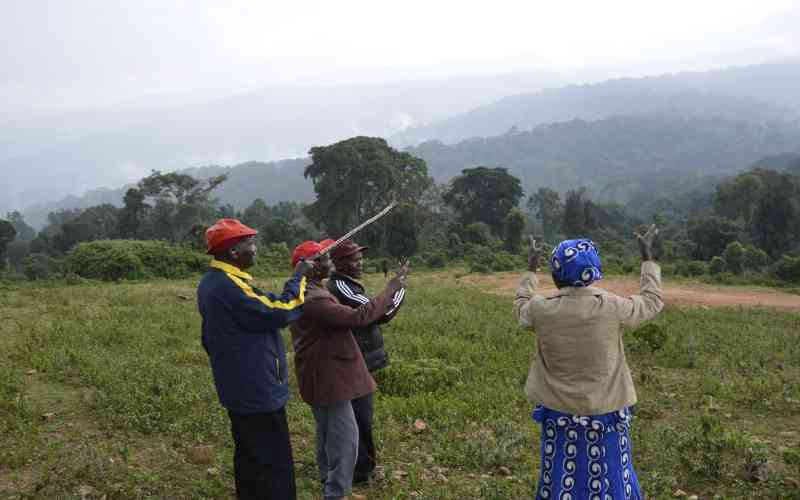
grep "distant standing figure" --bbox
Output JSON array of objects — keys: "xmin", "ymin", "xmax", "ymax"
[
  {"xmin": 328, "ymin": 240, "xmax": 407, "ymax": 484},
  {"xmin": 514, "ymin": 226, "xmax": 662, "ymax": 500},
  {"xmin": 197, "ymin": 219, "xmax": 313, "ymax": 500},
  {"xmin": 381, "ymin": 259, "xmax": 389, "ymax": 278}
]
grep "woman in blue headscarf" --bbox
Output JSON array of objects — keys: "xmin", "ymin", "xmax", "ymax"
[{"xmin": 514, "ymin": 226, "xmax": 663, "ymax": 500}]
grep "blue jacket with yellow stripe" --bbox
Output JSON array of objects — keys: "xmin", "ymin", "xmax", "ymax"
[{"xmin": 197, "ymin": 260, "xmax": 306, "ymax": 414}]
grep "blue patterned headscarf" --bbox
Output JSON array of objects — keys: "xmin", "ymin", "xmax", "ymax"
[{"xmin": 550, "ymin": 238, "xmax": 603, "ymax": 287}]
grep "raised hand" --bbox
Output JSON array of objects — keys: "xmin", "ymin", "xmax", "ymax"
[
  {"xmin": 527, "ymin": 235, "xmax": 545, "ymax": 272},
  {"xmin": 634, "ymin": 224, "xmax": 659, "ymax": 261},
  {"xmin": 393, "ymin": 257, "xmax": 410, "ymax": 286},
  {"xmin": 294, "ymin": 258, "xmax": 316, "ymax": 277}
]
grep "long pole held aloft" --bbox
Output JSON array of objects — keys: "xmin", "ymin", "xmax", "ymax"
[{"xmin": 307, "ymin": 201, "xmax": 397, "ymax": 260}]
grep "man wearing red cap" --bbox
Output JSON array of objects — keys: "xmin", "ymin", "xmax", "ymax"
[
  {"xmin": 327, "ymin": 240, "xmax": 407, "ymax": 484},
  {"xmin": 289, "ymin": 240, "xmax": 407, "ymax": 500},
  {"xmin": 197, "ymin": 219, "xmax": 313, "ymax": 500}
]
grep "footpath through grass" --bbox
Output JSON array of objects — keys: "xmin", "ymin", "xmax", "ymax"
[{"xmin": 1, "ymin": 272, "xmax": 800, "ymax": 499}]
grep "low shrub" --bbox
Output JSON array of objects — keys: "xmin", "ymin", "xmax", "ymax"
[
  {"xmin": 631, "ymin": 323, "xmax": 669, "ymax": 352},
  {"xmin": 709, "ymin": 256, "xmax": 726, "ymax": 275},
  {"xmin": 686, "ymin": 260, "xmax": 708, "ymax": 277},
  {"xmin": 425, "ymin": 252, "xmax": 448, "ymax": 269},
  {"xmin": 23, "ymin": 253, "xmax": 63, "ymax": 280},
  {"xmin": 250, "ymin": 243, "xmax": 292, "ymax": 277},
  {"xmin": 375, "ymin": 358, "xmax": 462, "ymax": 397},
  {"xmin": 65, "ymin": 240, "xmax": 208, "ymax": 281},
  {"xmin": 773, "ymin": 255, "xmax": 800, "ymax": 283}
]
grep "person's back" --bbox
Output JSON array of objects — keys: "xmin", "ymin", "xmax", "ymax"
[
  {"xmin": 517, "ymin": 261, "xmax": 662, "ymax": 415},
  {"xmin": 514, "ymin": 228, "xmax": 661, "ymax": 500}
]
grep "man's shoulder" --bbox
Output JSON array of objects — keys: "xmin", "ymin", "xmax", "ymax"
[{"xmin": 307, "ymin": 282, "xmax": 337, "ymax": 302}]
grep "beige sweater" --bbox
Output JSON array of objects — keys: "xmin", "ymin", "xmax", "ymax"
[{"xmin": 514, "ymin": 261, "xmax": 663, "ymax": 415}]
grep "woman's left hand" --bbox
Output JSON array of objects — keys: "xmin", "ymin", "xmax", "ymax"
[{"xmin": 527, "ymin": 235, "xmax": 544, "ymax": 272}]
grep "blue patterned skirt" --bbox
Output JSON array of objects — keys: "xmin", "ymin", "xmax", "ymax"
[{"xmin": 532, "ymin": 406, "xmax": 642, "ymax": 500}]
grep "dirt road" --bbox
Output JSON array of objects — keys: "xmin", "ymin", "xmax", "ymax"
[{"xmin": 460, "ymin": 272, "xmax": 800, "ymax": 310}]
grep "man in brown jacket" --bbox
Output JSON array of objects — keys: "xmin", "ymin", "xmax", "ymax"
[{"xmin": 289, "ymin": 241, "xmax": 407, "ymax": 500}]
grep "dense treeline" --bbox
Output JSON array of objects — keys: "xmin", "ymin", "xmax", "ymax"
[
  {"xmin": 2, "ymin": 138, "xmax": 800, "ymax": 284},
  {"xmin": 22, "ymin": 114, "xmax": 800, "ymax": 232}
]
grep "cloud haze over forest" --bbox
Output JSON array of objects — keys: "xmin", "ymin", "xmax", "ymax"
[{"xmin": 1, "ymin": 0, "xmax": 799, "ymax": 215}]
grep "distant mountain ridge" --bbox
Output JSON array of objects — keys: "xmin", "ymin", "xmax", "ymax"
[
  {"xmin": 21, "ymin": 158, "xmax": 314, "ymax": 229},
  {"xmin": 406, "ymin": 113, "xmax": 800, "ymax": 203},
  {"xmin": 23, "ymin": 113, "xmax": 800, "ymax": 229},
  {"xmin": 391, "ymin": 59, "xmax": 800, "ymax": 146}
]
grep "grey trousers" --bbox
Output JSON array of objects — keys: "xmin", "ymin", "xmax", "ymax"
[{"xmin": 312, "ymin": 400, "xmax": 359, "ymax": 500}]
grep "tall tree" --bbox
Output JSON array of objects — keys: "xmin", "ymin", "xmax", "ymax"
[
  {"xmin": 687, "ymin": 215, "xmax": 741, "ymax": 260},
  {"xmin": 137, "ymin": 171, "xmax": 227, "ymax": 242},
  {"xmin": 383, "ymin": 203, "xmax": 419, "ymax": 259},
  {"xmin": 5, "ymin": 211, "xmax": 36, "ymax": 242},
  {"xmin": 563, "ymin": 188, "xmax": 588, "ymax": 237},
  {"xmin": 117, "ymin": 188, "xmax": 150, "ymax": 239},
  {"xmin": 55, "ymin": 204, "xmax": 120, "ymax": 252},
  {"xmin": 443, "ymin": 166, "xmax": 523, "ymax": 235},
  {"xmin": 242, "ymin": 198, "xmax": 272, "ymax": 229},
  {"xmin": 750, "ymin": 170, "xmax": 798, "ymax": 255},
  {"xmin": 0, "ymin": 219, "xmax": 17, "ymax": 263},
  {"xmin": 527, "ymin": 188, "xmax": 562, "ymax": 242},
  {"xmin": 503, "ymin": 208, "xmax": 526, "ymax": 253},
  {"xmin": 714, "ymin": 173, "xmax": 763, "ymax": 232},
  {"xmin": 304, "ymin": 136, "xmax": 431, "ymax": 250}
]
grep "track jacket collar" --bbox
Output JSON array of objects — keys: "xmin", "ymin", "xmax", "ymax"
[{"xmin": 209, "ymin": 259, "xmax": 253, "ymax": 281}]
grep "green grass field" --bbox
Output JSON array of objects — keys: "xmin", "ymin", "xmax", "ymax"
[{"xmin": 1, "ymin": 270, "xmax": 799, "ymax": 499}]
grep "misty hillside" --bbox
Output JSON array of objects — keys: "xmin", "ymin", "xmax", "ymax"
[
  {"xmin": 23, "ymin": 113, "xmax": 800, "ymax": 229},
  {"xmin": 391, "ymin": 59, "xmax": 800, "ymax": 146},
  {"xmin": 0, "ymin": 71, "xmax": 560, "ymax": 216},
  {"xmin": 407, "ymin": 113, "xmax": 800, "ymax": 201},
  {"xmin": 20, "ymin": 158, "xmax": 314, "ymax": 229}
]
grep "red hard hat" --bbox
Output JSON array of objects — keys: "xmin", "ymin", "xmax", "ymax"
[
  {"xmin": 291, "ymin": 241, "xmax": 322, "ymax": 268},
  {"xmin": 205, "ymin": 219, "xmax": 258, "ymax": 255}
]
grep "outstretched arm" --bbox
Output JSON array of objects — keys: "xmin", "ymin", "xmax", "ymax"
[
  {"xmin": 616, "ymin": 224, "xmax": 664, "ymax": 326},
  {"xmin": 513, "ymin": 236, "xmax": 545, "ymax": 328}
]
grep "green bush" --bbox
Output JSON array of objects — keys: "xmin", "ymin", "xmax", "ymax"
[
  {"xmin": 722, "ymin": 241, "xmax": 745, "ymax": 274},
  {"xmin": 709, "ymin": 256, "xmax": 726, "ymax": 275},
  {"xmin": 743, "ymin": 245, "xmax": 768, "ymax": 271},
  {"xmin": 375, "ymin": 358, "xmax": 462, "ymax": 397},
  {"xmin": 23, "ymin": 253, "xmax": 62, "ymax": 280},
  {"xmin": 462, "ymin": 222, "xmax": 493, "ymax": 246},
  {"xmin": 631, "ymin": 323, "xmax": 668, "ymax": 352},
  {"xmin": 773, "ymin": 255, "xmax": 800, "ymax": 283},
  {"xmin": 469, "ymin": 262, "xmax": 490, "ymax": 274},
  {"xmin": 687, "ymin": 260, "xmax": 708, "ymax": 276},
  {"xmin": 425, "ymin": 252, "xmax": 447, "ymax": 269},
  {"xmin": 65, "ymin": 240, "xmax": 208, "ymax": 281},
  {"xmin": 466, "ymin": 246, "xmax": 521, "ymax": 273},
  {"xmin": 250, "ymin": 243, "xmax": 292, "ymax": 277}
]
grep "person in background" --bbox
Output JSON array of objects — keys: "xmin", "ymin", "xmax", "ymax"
[
  {"xmin": 514, "ymin": 226, "xmax": 662, "ymax": 500},
  {"xmin": 327, "ymin": 240, "xmax": 406, "ymax": 484},
  {"xmin": 289, "ymin": 240, "xmax": 407, "ymax": 500},
  {"xmin": 197, "ymin": 219, "xmax": 313, "ymax": 500}
]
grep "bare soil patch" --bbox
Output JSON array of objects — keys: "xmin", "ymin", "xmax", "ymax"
[{"xmin": 459, "ymin": 272, "xmax": 800, "ymax": 310}]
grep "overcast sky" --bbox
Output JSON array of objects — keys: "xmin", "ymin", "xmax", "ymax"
[{"xmin": 2, "ymin": 0, "xmax": 799, "ymax": 114}]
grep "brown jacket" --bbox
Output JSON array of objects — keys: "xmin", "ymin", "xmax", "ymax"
[
  {"xmin": 290, "ymin": 279, "xmax": 400, "ymax": 407},
  {"xmin": 513, "ymin": 261, "xmax": 663, "ymax": 415}
]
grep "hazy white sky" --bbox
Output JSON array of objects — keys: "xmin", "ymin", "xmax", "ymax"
[{"xmin": 2, "ymin": 0, "xmax": 799, "ymax": 113}]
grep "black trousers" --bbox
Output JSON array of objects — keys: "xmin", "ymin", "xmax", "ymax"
[
  {"xmin": 351, "ymin": 392, "xmax": 376, "ymax": 481},
  {"xmin": 228, "ymin": 407, "xmax": 296, "ymax": 500}
]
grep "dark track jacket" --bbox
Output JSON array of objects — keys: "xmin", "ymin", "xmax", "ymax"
[
  {"xmin": 326, "ymin": 271, "xmax": 405, "ymax": 372},
  {"xmin": 197, "ymin": 259, "xmax": 306, "ymax": 414}
]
